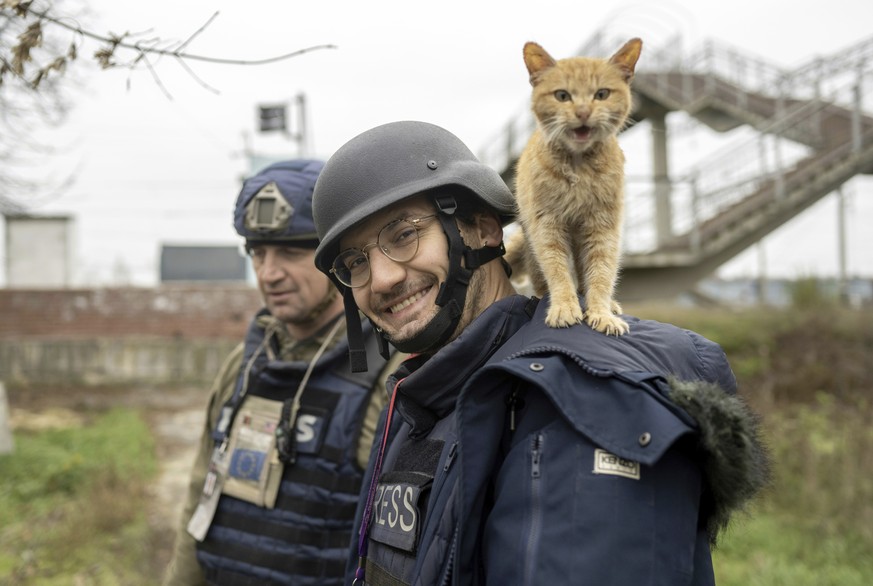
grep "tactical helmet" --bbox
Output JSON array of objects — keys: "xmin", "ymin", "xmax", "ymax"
[
  {"xmin": 234, "ymin": 159, "xmax": 325, "ymax": 246},
  {"xmin": 312, "ymin": 121, "xmax": 514, "ymax": 275}
]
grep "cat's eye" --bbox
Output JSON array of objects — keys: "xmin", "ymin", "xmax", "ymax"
[
  {"xmin": 553, "ymin": 90, "xmax": 571, "ymax": 102},
  {"xmin": 594, "ymin": 88, "xmax": 611, "ymax": 100}
]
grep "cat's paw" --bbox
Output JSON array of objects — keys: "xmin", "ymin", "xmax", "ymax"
[
  {"xmin": 545, "ymin": 302, "xmax": 584, "ymax": 328},
  {"xmin": 585, "ymin": 312, "xmax": 629, "ymax": 336}
]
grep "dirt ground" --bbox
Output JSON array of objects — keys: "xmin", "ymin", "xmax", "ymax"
[{"xmin": 5, "ymin": 383, "xmax": 210, "ymax": 576}]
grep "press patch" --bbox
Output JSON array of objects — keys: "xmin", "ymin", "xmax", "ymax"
[
  {"xmin": 369, "ymin": 482, "xmax": 422, "ymax": 553},
  {"xmin": 593, "ymin": 449, "xmax": 640, "ymax": 480},
  {"xmin": 294, "ymin": 407, "xmax": 329, "ymax": 455}
]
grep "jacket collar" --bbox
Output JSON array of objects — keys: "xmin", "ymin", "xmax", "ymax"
[{"xmin": 390, "ymin": 294, "xmax": 533, "ymax": 437}]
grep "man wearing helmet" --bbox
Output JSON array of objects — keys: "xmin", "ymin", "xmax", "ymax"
[
  {"xmin": 311, "ymin": 122, "xmax": 769, "ymax": 585},
  {"xmin": 164, "ymin": 160, "xmax": 402, "ymax": 586}
]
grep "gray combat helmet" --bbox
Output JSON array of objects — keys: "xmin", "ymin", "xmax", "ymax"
[
  {"xmin": 311, "ymin": 121, "xmax": 515, "ymax": 372},
  {"xmin": 312, "ymin": 121, "xmax": 514, "ymax": 276}
]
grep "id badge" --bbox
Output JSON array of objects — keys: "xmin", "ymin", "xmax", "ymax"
[
  {"xmin": 221, "ymin": 397, "xmax": 284, "ymax": 508},
  {"xmin": 186, "ymin": 447, "xmax": 227, "ymax": 542}
]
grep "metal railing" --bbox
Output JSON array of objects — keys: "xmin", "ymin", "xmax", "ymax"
[
  {"xmin": 480, "ymin": 30, "xmax": 873, "ymax": 259},
  {"xmin": 624, "ymin": 74, "xmax": 873, "ymax": 255}
]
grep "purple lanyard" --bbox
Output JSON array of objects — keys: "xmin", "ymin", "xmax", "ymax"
[{"xmin": 354, "ymin": 374, "xmax": 405, "ymax": 585}]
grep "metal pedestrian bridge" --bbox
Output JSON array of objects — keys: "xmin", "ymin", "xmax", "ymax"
[{"xmin": 480, "ymin": 32, "xmax": 873, "ymax": 301}]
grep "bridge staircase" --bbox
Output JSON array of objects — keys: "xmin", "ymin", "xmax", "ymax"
[{"xmin": 480, "ymin": 32, "xmax": 873, "ymax": 301}]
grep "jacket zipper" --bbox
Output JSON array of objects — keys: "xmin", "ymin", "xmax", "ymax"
[
  {"xmin": 524, "ymin": 432, "xmax": 544, "ymax": 585},
  {"xmin": 411, "ymin": 439, "xmax": 458, "ymax": 584},
  {"xmin": 438, "ymin": 525, "xmax": 459, "ymax": 586},
  {"xmin": 443, "ymin": 441, "xmax": 458, "ymax": 472}
]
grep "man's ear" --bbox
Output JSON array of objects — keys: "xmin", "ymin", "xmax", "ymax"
[{"xmin": 476, "ymin": 212, "xmax": 503, "ymax": 247}]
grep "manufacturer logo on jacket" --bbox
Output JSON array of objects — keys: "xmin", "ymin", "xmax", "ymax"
[{"xmin": 592, "ymin": 449, "xmax": 640, "ymax": 480}]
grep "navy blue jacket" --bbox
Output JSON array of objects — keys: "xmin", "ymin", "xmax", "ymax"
[{"xmin": 351, "ymin": 294, "xmax": 766, "ymax": 586}]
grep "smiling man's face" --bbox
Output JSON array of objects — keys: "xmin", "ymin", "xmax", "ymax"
[
  {"xmin": 339, "ymin": 196, "xmax": 449, "ymax": 346},
  {"xmin": 338, "ymin": 193, "xmax": 511, "ymax": 352}
]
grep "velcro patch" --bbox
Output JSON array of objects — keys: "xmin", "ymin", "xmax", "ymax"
[
  {"xmin": 294, "ymin": 407, "xmax": 329, "ymax": 455},
  {"xmin": 369, "ymin": 482, "xmax": 422, "ymax": 553},
  {"xmin": 592, "ymin": 449, "xmax": 640, "ymax": 480}
]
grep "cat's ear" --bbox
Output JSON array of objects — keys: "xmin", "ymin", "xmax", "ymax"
[
  {"xmin": 523, "ymin": 42, "xmax": 556, "ymax": 85},
  {"xmin": 609, "ymin": 38, "xmax": 643, "ymax": 82}
]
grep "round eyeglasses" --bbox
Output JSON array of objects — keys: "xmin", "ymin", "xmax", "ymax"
[{"xmin": 330, "ymin": 214, "xmax": 437, "ymax": 288}]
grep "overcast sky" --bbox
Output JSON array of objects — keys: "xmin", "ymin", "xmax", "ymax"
[{"xmin": 6, "ymin": 0, "xmax": 873, "ymax": 286}]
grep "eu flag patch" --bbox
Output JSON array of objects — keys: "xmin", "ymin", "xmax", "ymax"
[{"xmin": 228, "ymin": 449, "xmax": 266, "ymax": 481}]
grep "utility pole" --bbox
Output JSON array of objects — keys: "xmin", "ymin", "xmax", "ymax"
[
  {"xmin": 837, "ymin": 187, "xmax": 849, "ymax": 305},
  {"xmin": 757, "ymin": 243, "xmax": 768, "ymax": 306}
]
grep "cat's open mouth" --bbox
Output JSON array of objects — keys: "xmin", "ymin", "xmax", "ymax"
[{"xmin": 571, "ymin": 126, "xmax": 592, "ymax": 141}]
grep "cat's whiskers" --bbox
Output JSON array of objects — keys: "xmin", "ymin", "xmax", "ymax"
[
  {"xmin": 541, "ymin": 118, "xmax": 567, "ymax": 147},
  {"xmin": 622, "ymin": 116, "xmax": 640, "ymax": 131}
]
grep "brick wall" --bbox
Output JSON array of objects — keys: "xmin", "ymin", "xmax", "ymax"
[
  {"xmin": 0, "ymin": 286, "xmax": 263, "ymax": 340},
  {"xmin": 0, "ymin": 286, "xmax": 264, "ymax": 385}
]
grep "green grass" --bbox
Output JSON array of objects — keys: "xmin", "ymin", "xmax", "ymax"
[
  {"xmin": 714, "ymin": 512, "xmax": 873, "ymax": 585},
  {"xmin": 712, "ymin": 397, "xmax": 873, "ymax": 584},
  {"xmin": 631, "ymin": 303, "xmax": 873, "ymax": 584},
  {"xmin": 0, "ymin": 408, "xmax": 158, "ymax": 585}
]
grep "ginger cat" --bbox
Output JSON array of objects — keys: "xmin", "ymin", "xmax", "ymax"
[{"xmin": 506, "ymin": 38, "xmax": 642, "ymax": 334}]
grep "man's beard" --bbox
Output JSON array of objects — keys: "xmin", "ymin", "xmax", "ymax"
[
  {"xmin": 383, "ymin": 267, "xmax": 486, "ymax": 353},
  {"xmin": 377, "ymin": 277, "xmax": 440, "ymax": 346},
  {"xmin": 446, "ymin": 265, "xmax": 487, "ymax": 344}
]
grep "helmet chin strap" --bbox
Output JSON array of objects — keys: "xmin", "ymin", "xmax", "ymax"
[
  {"xmin": 344, "ymin": 194, "xmax": 505, "ymax": 372},
  {"xmin": 343, "ymin": 288, "xmax": 371, "ymax": 373},
  {"xmin": 389, "ymin": 194, "xmax": 504, "ymax": 356}
]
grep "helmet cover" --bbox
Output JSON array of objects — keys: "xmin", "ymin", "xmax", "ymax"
[{"xmin": 234, "ymin": 159, "xmax": 325, "ymax": 246}]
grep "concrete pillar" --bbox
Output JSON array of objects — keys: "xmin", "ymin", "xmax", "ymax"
[
  {"xmin": 650, "ymin": 109, "xmax": 673, "ymax": 247},
  {"xmin": 0, "ymin": 381, "xmax": 13, "ymax": 455}
]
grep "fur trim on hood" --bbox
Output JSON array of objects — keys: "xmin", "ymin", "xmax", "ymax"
[{"xmin": 669, "ymin": 377, "xmax": 771, "ymax": 545}]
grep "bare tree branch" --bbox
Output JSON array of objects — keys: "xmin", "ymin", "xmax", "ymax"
[
  {"xmin": 141, "ymin": 50, "xmax": 172, "ymax": 100},
  {"xmin": 177, "ymin": 11, "xmax": 219, "ymax": 53},
  {"xmin": 18, "ymin": 3, "xmax": 337, "ymax": 70},
  {"xmin": 1, "ymin": 0, "xmax": 337, "ymax": 211},
  {"xmin": 175, "ymin": 54, "xmax": 220, "ymax": 96},
  {"xmin": 2, "ymin": 0, "xmax": 336, "ymax": 94}
]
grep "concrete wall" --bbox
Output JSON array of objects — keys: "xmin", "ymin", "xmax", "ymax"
[
  {"xmin": 4, "ymin": 215, "xmax": 73, "ymax": 288},
  {"xmin": 0, "ymin": 338, "xmax": 242, "ymax": 386},
  {"xmin": 0, "ymin": 286, "xmax": 263, "ymax": 386}
]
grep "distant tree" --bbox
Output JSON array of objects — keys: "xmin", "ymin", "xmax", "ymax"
[
  {"xmin": 1, "ymin": 0, "xmax": 79, "ymax": 213},
  {"xmin": 0, "ymin": 0, "xmax": 334, "ymax": 212}
]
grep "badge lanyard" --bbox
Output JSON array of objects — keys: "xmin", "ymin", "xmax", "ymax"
[
  {"xmin": 187, "ymin": 329, "xmax": 274, "ymax": 542},
  {"xmin": 188, "ymin": 318, "xmax": 342, "ymax": 542},
  {"xmin": 353, "ymin": 374, "xmax": 405, "ymax": 585},
  {"xmin": 214, "ymin": 317, "xmax": 342, "ymax": 448},
  {"xmin": 276, "ymin": 318, "xmax": 343, "ymax": 463}
]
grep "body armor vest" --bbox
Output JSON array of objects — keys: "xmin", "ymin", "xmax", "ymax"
[{"xmin": 196, "ymin": 313, "xmax": 383, "ymax": 586}]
